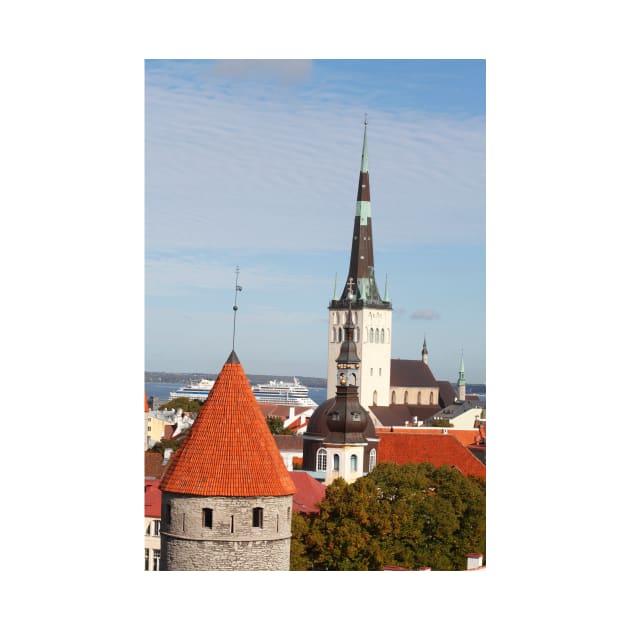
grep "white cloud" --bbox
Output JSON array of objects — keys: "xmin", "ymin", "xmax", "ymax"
[{"xmin": 145, "ymin": 72, "xmax": 484, "ymax": 254}]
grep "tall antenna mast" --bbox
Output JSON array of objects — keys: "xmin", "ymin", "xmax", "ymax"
[{"xmin": 232, "ymin": 266, "xmax": 243, "ymax": 351}]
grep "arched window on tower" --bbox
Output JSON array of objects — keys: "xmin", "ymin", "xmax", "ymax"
[
  {"xmin": 350, "ymin": 454, "xmax": 358, "ymax": 472},
  {"xmin": 430, "ymin": 391, "xmax": 434, "ymax": 405},
  {"xmin": 373, "ymin": 390, "xmax": 378, "ymax": 405},
  {"xmin": 316, "ymin": 448, "xmax": 327, "ymax": 472},
  {"xmin": 380, "ymin": 329, "xmax": 385, "ymax": 343},
  {"xmin": 391, "ymin": 390, "xmax": 396, "ymax": 404},
  {"xmin": 338, "ymin": 327, "xmax": 343, "ymax": 342},
  {"xmin": 375, "ymin": 329, "xmax": 380, "ymax": 344},
  {"xmin": 417, "ymin": 392, "xmax": 422, "ymax": 404},
  {"xmin": 333, "ymin": 454, "xmax": 340, "ymax": 471},
  {"xmin": 404, "ymin": 390, "xmax": 409, "ymax": 404},
  {"xmin": 369, "ymin": 328, "xmax": 374, "ymax": 342},
  {"xmin": 369, "ymin": 449, "xmax": 377, "ymax": 472}
]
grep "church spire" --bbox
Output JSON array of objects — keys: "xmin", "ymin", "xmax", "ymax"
[
  {"xmin": 422, "ymin": 335, "xmax": 428, "ymax": 364},
  {"xmin": 332, "ymin": 118, "xmax": 389, "ymax": 309},
  {"xmin": 457, "ymin": 350, "xmax": 466, "ymax": 401}
]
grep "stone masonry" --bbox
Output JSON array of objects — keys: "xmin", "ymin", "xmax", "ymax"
[{"xmin": 160, "ymin": 493, "xmax": 293, "ymax": 571}]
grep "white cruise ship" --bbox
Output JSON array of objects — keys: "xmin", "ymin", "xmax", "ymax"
[
  {"xmin": 169, "ymin": 379, "xmax": 215, "ymax": 401},
  {"xmin": 251, "ymin": 378, "xmax": 317, "ymax": 407}
]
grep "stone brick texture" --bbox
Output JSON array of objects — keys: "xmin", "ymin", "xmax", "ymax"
[{"xmin": 160, "ymin": 493, "xmax": 293, "ymax": 571}]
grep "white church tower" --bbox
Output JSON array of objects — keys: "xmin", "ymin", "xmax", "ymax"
[{"xmin": 327, "ymin": 119, "xmax": 392, "ymax": 411}]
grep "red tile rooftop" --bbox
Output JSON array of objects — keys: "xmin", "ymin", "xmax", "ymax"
[
  {"xmin": 377, "ymin": 431, "xmax": 486, "ymax": 478},
  {"xmin": 160, "ymin": 352, "xmax": 296, "ymax": 498}
]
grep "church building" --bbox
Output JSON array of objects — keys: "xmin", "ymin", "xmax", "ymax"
[{"xmin": 325, "ymin": 121, "xmax": 452, "ymax": 430}]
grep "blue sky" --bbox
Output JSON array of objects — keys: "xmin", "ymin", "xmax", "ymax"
[{"xmin": 145, "ymin": 59, "xmax": 486, "ymax": 382}]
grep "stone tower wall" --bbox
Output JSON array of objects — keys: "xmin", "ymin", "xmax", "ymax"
[{"xmin": 160, "ymin": 493, "xmax": 293, "ymax": 571}]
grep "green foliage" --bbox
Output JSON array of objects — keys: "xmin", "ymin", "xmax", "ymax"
[
  {"xmin": 430, "ymin": 417, "xmax": 454, "ymax": 427},
  {"xmin": 159, "ymin": 397, "xmax": 203, "ymax": 413},
  {"xmin": 148, "ymin": 437, "xmax": 185, "ymax": 455},
  {"xmin": 266, "ymin": 416, "xmax": 293, "ymax": 435},
  {"xmin": 290, "ymin": 463, "xmax": 485, "ymax": 571}
]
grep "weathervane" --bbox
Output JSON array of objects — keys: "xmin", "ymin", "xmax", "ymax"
[{"xmin": 232, "ymin": 266, "xmax": 243, "ymax": 351}]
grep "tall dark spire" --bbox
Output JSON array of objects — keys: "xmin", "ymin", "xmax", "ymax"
[{"xmin": 332, "ymin": 119, "xmax": 390, "ymax": 309}]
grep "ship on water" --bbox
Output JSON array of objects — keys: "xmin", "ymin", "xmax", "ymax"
[
  {"xmin": 251, "ymin": 378, "xmax": 317, "ymax": 407},
  {"xmin": 169, "ymin": 376, "xmax": 317, "ymax": 407},
  {"xmin": 169, "ymin": 379, "xmax": 215, "ymax": 401}
]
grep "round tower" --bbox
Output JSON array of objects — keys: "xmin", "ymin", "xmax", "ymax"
[{"xmin": 159, "ymin": 350, "xmax": 295, "ymax": 571}]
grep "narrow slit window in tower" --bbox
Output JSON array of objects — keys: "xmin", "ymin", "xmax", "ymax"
[{"xmin": 203, "ymin": 508, "xmax": 213, "ymax": 529}]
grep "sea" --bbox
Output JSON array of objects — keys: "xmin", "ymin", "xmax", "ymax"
[
  {"xmin": 145, "ymin": 382, "xmax": 329, "ymax": 406},
  {"xmin": 145, "ymin": 382, "xmax": 485, "ymax": 406}
]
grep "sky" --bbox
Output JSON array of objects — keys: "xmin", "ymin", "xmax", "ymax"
[
  {"xmin": 5, "ymin": 0, "xmax": 630, "ymax": 622},
  {"xmin": 145, "ymin": 59, "xmax": 486, "ymax": 383}
]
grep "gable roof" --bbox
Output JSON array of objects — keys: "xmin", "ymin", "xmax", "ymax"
[
  {"xmin": 273, "ymin": 434, "xmax": 304, "ymax": 451},
  {"xmin": 437, "ymin": 380, "xmax": 456, "ymax": 407},
  {"xmin": 376, "ymin": 430, "xmax": 486, "ymax": 478},
  {"xmin": 160, "ymin": 351, "xmax": 296, "ymax": 498},
  {"xmin": 145, "ymin": 451, "xmax": 166, "ymax": 479},
  {"xmin": 377, "ymin": 426, "xmax": 481, "ymax": 447},
  {"xmin": 390, "ymin": 359, "xmax": 438, "ymax": 388},
  {"xmin": 288, "ymin": 471, "xmax": 326, "ymax": 514},
  {"xmin": 258, "ymin": 403, "xmax": 313, "ymax": 417},
  {"xmin": 370, "ymin": 404, "xmax": 442, "ymax": 426}
]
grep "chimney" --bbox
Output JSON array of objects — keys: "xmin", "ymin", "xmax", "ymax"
[{"xmin": 466, "ymin": 553, "xmax": 484, "ymax": 570}]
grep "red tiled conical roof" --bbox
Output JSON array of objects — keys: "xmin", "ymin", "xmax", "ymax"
[{"xmin": 160, "ymin": 351, "xmax": 296, "ymax": 497}]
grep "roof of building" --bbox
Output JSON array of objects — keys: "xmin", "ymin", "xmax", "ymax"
[
  {"xmin": 437, "ymin": 380, "xmax": 456, "ymax": 407},
  {"xmin": 376, "ymin": 430, "xmax": 486, "ymax": 478},
  {"xmin": 145, "ymin": 478, "xmax": 161, "ymax": 518},
  {"xmin": 288, "ymin": 471, "xmax": 326, "ymax": 514},
  {"xmin": 370, "ymin": 404, "xmax": 442, "ymax": 426},
  {"xmin": 145, "ymin": 451, "xmax": 166, "ymax": 479},
  {"xmin": 306, "ymin": 396, "xmax": 378, "ymax": 440},
  {"xmin": 258, "ymin": 403, "xmax": 314, "ymax": 417},
  {"xmin": 159, "ymin": 350, "xmax": 296, "ymax": 498},
  {"xmin": 390, "ymin": 359, "xmax": 438, "ymax": 388},
  {"xmin": 273, "ymin": 434, "xmax": 304, "ymax": 451},
  {"xmin": 376, "ymin": 426, "xmax": 481, "ymax": 447}
]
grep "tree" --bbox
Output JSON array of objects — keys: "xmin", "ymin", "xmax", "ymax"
[
  {"xmin": 158, "ymin": 397, "xmax": 203, "ymax": 413},
  {"xmin": 290, "ymin": 462, "xmax": 485, "ymax": 571},
  {"xmin": 148, "ymin": 436, "xmax": 186, "ymax": 456},
  {"xmin": 266, "ymin": 416, "xmax": 293, "ymax": 435}
]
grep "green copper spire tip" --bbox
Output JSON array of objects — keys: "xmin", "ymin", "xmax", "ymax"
[{"xmin": 361, "ymin": 116, "xmax": 369, "ymax": 173}]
